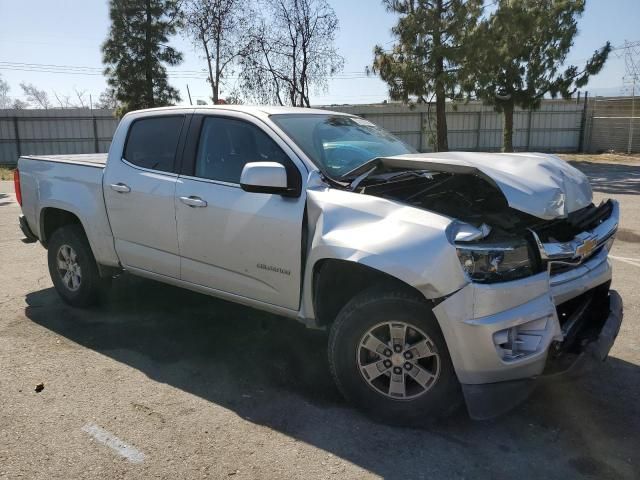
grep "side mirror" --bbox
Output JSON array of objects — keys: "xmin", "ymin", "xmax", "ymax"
[{"xmin": 240, "ymin": 162, "xmax": 290, "ymax": 195}]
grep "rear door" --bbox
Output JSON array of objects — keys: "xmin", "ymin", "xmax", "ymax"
[
  {"xmin": 175, "ymin": 112, "xmax": 307, "ymax": 310},
  {"xmin": 104, "ymin": 114, "xmax": 189, "ymax": 278}
]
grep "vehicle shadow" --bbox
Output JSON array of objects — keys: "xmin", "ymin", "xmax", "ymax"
[
  {"xmin": 570, "ymin": 161, "xmax": 640, "ymax": 196},
  {"xmin": 0, "ymin": 192, "xmax": 12, "ymax": 207},
  {"xmin": 25, "ymin": 276, "xmax": 639, "ymax": 479}
]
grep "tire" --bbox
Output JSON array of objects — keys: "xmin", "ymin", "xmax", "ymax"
[
  {"xmin": 47, "ymin": 224, "xmax": 107, "ymax": 307},
  {"xmin": 328, "ymin": 287, "xmax": 461, "ymax": 426}
]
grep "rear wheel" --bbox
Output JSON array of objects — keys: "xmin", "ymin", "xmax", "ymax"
[
  {"xmin": 328, "ymin": 288, "xmax": 461, "ymax": 425},
  {"xmin": 47, "ymin": 225, "xmax": 107, "ymax": 307}
]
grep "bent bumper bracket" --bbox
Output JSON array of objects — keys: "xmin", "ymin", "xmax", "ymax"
[{"xmin": 462, "ymin": 289, "xmax": 623, "ymax": 420}]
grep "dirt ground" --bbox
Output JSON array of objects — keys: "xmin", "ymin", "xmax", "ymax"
[
  {"xmin": 0, "ymin": 166, "xmax": 14, "ymax": 181},
  {"xmin": 0, "ymin": 158, "xmax": 639, "ymax": 479}
]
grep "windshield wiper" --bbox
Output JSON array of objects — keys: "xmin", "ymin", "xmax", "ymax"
[
  {"xmin": 380, "ymin": 170, "xmax": 433, "ymax": 182},
  {"xmin": 340, "ymin": 157, "xmax": 382, "ymax": 182},
  {"xmin": 348, "ymin": 167, "xmax": 432, "ymax": 192},
  {"xmin": 348, "ymin": 165, "xmax": 379, "ymax": 191}
]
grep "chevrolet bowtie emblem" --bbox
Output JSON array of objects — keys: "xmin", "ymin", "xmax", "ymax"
[{"xmin": 576, "ymin": 238, "xmax": 598, "ymax": 258}]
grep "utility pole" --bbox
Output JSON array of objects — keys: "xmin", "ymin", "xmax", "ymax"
[
  {"xmin": 186, "ymin": 84, "xmax": 193, "ymax": 106},
  {"xmin": 629, "ymin": 77, "xmax": 636, "ymax": 155}
]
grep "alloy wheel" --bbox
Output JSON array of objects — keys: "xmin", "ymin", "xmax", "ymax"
[
  {"xmin": 56, "ymin": 244, "xmax": 82, "ymax": 292},
  {"xmin": 357, "ymin": 321, "xmax": 441, "ymax": 400}
]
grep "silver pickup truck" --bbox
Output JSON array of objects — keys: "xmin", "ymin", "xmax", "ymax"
[{"xmin": 15, "ymin": 106, "xmax": 622, "ymax": 422}]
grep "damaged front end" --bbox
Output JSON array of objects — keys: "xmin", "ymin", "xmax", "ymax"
[
  {"xmin": 349, "ymin": 159, "xmax": 617, "ymax": 286},
  {"xmin": 343, "ymin": 154, "xmax": 623, "ymax": 418}
]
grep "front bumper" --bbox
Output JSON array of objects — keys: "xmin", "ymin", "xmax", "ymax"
[
  {"xmin": 433, "ymin": 250, "xmax": 622, "ymax": 419},
  {"xmin": 460, "ymin": 289, "xmax": 623, "ymax": 419}
]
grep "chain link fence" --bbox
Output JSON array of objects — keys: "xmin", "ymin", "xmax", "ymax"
[{"xmin": 585, "ymin": 96, "xmax": 639, "ymax": 154}]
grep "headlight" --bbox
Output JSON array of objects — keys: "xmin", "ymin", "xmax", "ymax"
[
  {"xmin": 603, "ymin": 235, "xmax": 615, "ymax": 253},
  {"xmin": 456, "ymin": 241, "xmax": 533, "ymax": 283}
]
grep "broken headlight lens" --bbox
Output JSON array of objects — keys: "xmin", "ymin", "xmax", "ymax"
[{"xmin": 456, "ymin": 241, "xmax": 533, "ymax": 283}]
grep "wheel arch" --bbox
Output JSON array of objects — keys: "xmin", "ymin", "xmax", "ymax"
[
  {"xmin": 39, "ymin": 206, "xmax": 85, "ymax": 248},
  {"xmin": 40, "ymin": 206, "xmax": 118, "ymax": 278},
  {"xmin": 310, "ymin": 258, "xmax": 427, "ymax": 328}
]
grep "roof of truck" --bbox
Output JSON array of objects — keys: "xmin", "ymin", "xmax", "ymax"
[{"xmin": 128, "ymin": 105, "xmax": 350, "ymax": 117}]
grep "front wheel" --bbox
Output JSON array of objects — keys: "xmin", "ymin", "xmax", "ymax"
[
  {"xmin": 328, "ymin": 288, "xmax": 461, "ymax": 425},
  {"xmin": 47, "ymin": 224, "xmax": 108, "ymax": 307}
]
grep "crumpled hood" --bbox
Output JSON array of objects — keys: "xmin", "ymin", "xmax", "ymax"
[{"xmin": 377, "ymin": 152, "xmax": 593, "ymax": 220}]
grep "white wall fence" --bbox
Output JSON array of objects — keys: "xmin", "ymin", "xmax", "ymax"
[
  {"xmin": 327, "ymin": 99, "xmax": 587, "ymax": 153},
  {"xmin": 0, "ymin": 97, "xmax": 636, "ymax": 165},
  {"xmin": 0, "ymin": 109, "xmax": 118, "ymax": 165}
]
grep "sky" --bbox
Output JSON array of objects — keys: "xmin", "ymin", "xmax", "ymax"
[{"xmin": 0, "ymin": 0, "xmax": 638, "ymax": 107}]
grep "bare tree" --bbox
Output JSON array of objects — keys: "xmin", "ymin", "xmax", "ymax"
[
  {"xmin": 53, "ymin": 91, "xmax": 74, "ymax": 109},
  {"xmin": 224, "ymin": 87, "xmax": 244, "ymax": 104},
  {"xmin": 239, "ymin": 0, "xmax": 343, "ymax": 106},
  {"xmin": 20, "ymin": 82, "xmax": 51, "ymax": 109},
  {"xmin": 182, "ymin": 0, "xmax": 253, "ymax": 104},
  {"xmin": 12, "ymin": 99, "xmax": 28, "ymax": 109},
  {"xmin": 52, "ymin": 88, "xmax": 89, "ymax": 109},
  {"xmin": 95, "ymin": 88, "xmax": 119, "ymax": 110},
  {"xmin": 74, "ymin": 88, "xmax": 88, "ymax": 108},
  {"xmin": 0, "ymin": 74, "xmax": 11, "ymax": 109}
]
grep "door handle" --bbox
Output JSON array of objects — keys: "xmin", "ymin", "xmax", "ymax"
[
  {"xmin": 110, "ymin": 183, "xmax": 131, "ymax": 193},
  {"xmin": 180, "ymin": 196, "xmax": 208, "ymax": 208}
]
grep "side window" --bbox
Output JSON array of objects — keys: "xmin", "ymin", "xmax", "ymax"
[
  {"xmin": 194, "ymin": 117, "xmax": 292, "ymax": 183},
  {"xmin": 124, "ymin": 116, "xmax": 184, "ymax": 173}
]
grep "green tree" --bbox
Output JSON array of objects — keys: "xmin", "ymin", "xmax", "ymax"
[
  {"xmin": 372, "ymin": 0, "xmax": 482, "ymax": 152},
  {"xmin": 461, "ymin": 0, "xmax": 610, "ymax": 152},
  {"xmin": 103, "ymin": 0, "xmax": 183, "ymax": 117}
]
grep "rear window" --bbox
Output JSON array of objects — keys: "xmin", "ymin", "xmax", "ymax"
[{"xmin": 124, "ymin": 116, "xmax": 184, "ymax": 172}]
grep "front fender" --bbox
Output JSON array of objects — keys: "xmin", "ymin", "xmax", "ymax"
[{"xmin": 300, "ymin": 181, "xmax": 468, "ymax": 321}]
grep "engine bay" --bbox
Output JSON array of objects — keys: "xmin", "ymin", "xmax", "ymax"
[{"xmin": 356, "ymin": 169, "xmax": 611, "ymax": 245}]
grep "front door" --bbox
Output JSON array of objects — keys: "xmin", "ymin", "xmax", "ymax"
[
  {"xmin": 175, "ymin": 113, "xmax": 306, "ymax": 310},
  {"xmin": 103, "ymin": 114, "xmax": 187, "ymax": 278}
]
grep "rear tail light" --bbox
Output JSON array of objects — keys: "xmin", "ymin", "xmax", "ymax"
[{"xmin": 14, "ymin": 169, "xmax": 22, "ymax": 206}]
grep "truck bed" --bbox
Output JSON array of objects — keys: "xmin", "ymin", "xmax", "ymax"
[
  {"xmin": 17, "ymin": 152, "xmax": 120, "ymax": 267},
  {"xmin": 21, "ymin": 153, "xmax": 107, "ymax": 168}
]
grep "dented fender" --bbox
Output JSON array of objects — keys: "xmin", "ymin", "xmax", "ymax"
[{"xmin": 299, "ymin": 171, "xmax": 467, "ymax": 322}]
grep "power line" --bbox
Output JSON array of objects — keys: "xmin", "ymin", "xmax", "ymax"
[
  {"xmin": 1, "ymin": 61, "xmax": 103, "ymax": 71},
  {"xmin": 0, "ymin": 66, "xmax": 376, "ymax": 81},
  {"xmin": 0, "ymin": 60, "xmax": 374, "ymax": 78},
  {"xmin": 3, "ymin": 39, "xmax": 638, "ymax": 84}
]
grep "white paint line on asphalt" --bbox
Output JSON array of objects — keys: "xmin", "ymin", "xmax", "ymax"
[
  {"xmin": 609, "ymin": 255, "xmax": 640, "ymax": 268},
  {"xmin": 81, "ymin": 423, "xmax": 145, "ymax": 464},
  {"xmin": 610, "ymin": 255, "xmax": 640, "ymax": 262}
]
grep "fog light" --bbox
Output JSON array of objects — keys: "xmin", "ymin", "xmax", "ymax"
[{"xmin": 493, "ymin": 316, "xmax": 549, "ymax": 361}]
